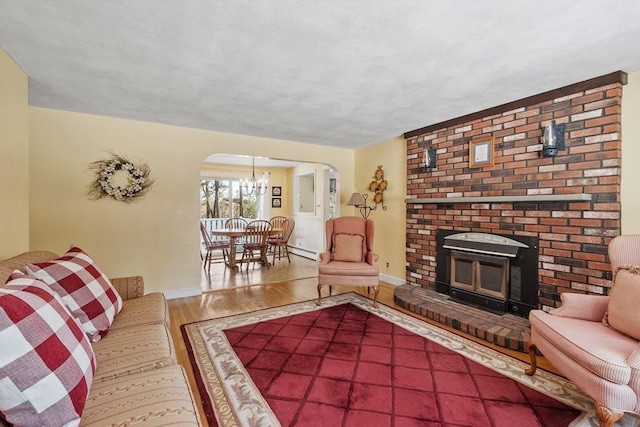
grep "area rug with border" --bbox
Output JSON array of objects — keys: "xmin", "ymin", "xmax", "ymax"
[{"xmin": 181, "ymin": 293, "xmax": 600, "ymax": 427}]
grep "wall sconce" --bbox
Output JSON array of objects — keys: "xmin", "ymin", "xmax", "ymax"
[
  {"xmin": 423, "ymin": 148, "xmax": 437, "ymax": 172},
  {"xmin": 541, "ymin": 120, "xmax": 566, "ymax": 157},
  {"xmin": 347, "ymin": 192, "xmax": 376, "ymax": 219}
]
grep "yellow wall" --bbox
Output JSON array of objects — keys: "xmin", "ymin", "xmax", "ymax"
[
  {"xmin": 268, "ymin": 168, "xmax": 291, "ymax": 215},
  {"xmin": 28, "ymin": 107, "xmax": 354, "ymax": 294},
  {"xmin": 354, "ymin": 137, "xmax": 406, "ymax": 282},
  {"xmin": 0, "ymin": 48, "xmax": 30, "ymax": 259},
  {"xmin": 622, "ymin": 71, "xmax": 640, "ymax": 234}
]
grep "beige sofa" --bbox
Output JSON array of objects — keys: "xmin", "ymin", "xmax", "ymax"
[{"xmin": 0, "ymin": 251, "xmax": 202, "ymax": 426}]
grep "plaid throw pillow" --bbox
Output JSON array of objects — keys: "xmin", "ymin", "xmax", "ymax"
[
  {"xmin": 0, "ymin": 274, "xmax": 96, "ymax": 427},
  {"xmin": 26, "ymin": 246, "xmax": 123, "ymax": 342}
]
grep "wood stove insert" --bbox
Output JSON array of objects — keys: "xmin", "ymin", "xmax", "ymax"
[
  {"xmin": 436, "ymin": 231, "xmax": 539, "ymax": 317},
  {"xmin": 451, "ymin": 250, "xmax": 509, "ymax": 301}
]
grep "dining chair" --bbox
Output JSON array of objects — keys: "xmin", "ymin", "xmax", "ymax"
[
  {"xmin": 269, "ymin": 216, "xmax": 288, "ymax": 238},
  {"xmin": 224, "ymin": 217, "xmax": 248, "ymax": 261},
  {"xmin": 225, "ymin": 217, "xmax": 249, "ymax": 230},
  {"xmin": 200, "ymin": 222, "xmax": 229, "ymax": 272},
  {"xmin": 269, "ymin": 218, "xmax": 295, "ymax": 264},
  {"xmin": 240, "ymin": 220, "xmax": 273, "ymax": 270}
]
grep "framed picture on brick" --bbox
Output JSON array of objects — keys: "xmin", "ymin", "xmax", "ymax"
[
  {"xmin": 469, "ymin": 137, "xmax": 494, "ymax": 168},
  {"xmin": 272, "ymin": 197, "xmax": 281, "ymax": 208}
]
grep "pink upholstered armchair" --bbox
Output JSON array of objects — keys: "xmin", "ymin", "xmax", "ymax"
[
  {"xmin": 526, "ymin": 235, "xmax": 640, "ymax": 427},
  {"xmin": 317, "ymin": 216, "xmax": 380, "ymax": 307}
]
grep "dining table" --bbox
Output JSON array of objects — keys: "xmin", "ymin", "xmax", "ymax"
[{"xmin": 209, "ymin": 227, "xmax": 283, "ymax": 268}]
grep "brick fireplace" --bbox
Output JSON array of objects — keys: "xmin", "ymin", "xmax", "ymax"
[{"xmin": 403, "ymin": 71, "xmax": 625, "ymax": 312}]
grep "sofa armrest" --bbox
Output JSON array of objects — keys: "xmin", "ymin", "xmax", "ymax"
[
  {"xmin": 365, "ymin": 252, "xmax": 379, "ymax": 266},
  {"xmin": 626, "ymin": 342, "xmax": 640, "ymax": 369},
  {"xmin": 110, "ymin": 276, "xmax": 144, "ymax": 300},
  {"xmin": 0, "ymin": 250, "xmax": 59, "ymax": 286},
  {"xmin": 319, "ymin": 251, "xmax": 331, "ymax": 265},
  {"xmin": 550, "ymin": 293, "xmax": 610, "ymax": 321}
]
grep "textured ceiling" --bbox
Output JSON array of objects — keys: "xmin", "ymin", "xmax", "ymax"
[
  {"xmin": 203, "ymin": 154, "xmax": 303, "ymax": 169},
  {"xmin": 1, "ymin": 0, "xmax": 639, "ymax": 149}
]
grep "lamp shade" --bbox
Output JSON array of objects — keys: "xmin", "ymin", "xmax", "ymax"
[{"xmin": 347, "ymin": 192, "xmax": 366, "ymax": 206}]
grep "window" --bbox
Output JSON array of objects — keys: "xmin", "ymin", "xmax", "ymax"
[{"xmin": 200, "ymin": 179, "xmax": 260, "ymax": 219}]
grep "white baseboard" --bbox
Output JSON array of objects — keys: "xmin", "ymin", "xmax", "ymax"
[
  {"xmin": 163, "ymin": 287, "xmax": 202, "ymax": 300},
  {"xmin": 379, "ymin": 273, "xmax": 405, "ymax": 286}
]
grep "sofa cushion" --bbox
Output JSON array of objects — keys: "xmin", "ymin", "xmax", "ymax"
[
  {"xmin": 530, "ymin": 310, "xmax": 636, "ymax": 385},
  {"xmin": 0, "ymin": 275, "xmax": 96, "ymax": 427},
  {"xmin": 332, "ymin": 233, "xmax": 364, "ymax": 262},
  {"xmin": 607, "ymin": 268, "xmax": 640, "ymax": 340},
  {"xmin": 26, "ymin": 246, "xmax": 123, "ymax": 343},
  {"xmin": 110, "ymin": 292, "xmax": 169, "ymax": 330},
  {"xmin": 81, "ymin": 365, "xmax": 201, "ymax": 426},
  {"xmin": 91, "ymin": 323, "xmax": 176, "ymax": 382}
]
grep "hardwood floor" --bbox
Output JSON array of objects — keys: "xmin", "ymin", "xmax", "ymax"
[
  {"xmin": 169, "ymin": 255, "xmax": 559, "ymax": 426},
  {"xmin": 200, "ymin": 253, "xmax": 319, "ymax": 291}
]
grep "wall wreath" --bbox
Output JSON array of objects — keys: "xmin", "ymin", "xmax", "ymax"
[{"xmin": 88, "ymin": 154, "xmax": 154, "ymax": 203}]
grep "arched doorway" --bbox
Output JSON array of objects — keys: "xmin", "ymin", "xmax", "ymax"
[{"xmin": 198, "ymin": 153, "xmax": 340, "ymax": 291}]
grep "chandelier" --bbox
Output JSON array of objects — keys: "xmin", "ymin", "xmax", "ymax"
[{"xmin": 242, "ymin": 157, "xmax": 268, "ymax": 196}]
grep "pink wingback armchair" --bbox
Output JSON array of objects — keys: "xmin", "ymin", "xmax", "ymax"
[
  {"xmin": 317, "ymin": 216, "xmax": 380, "ymax": 307},
  {"xmin": 526, "ymin": 235, "xmax": 640, "ymax": 427}
]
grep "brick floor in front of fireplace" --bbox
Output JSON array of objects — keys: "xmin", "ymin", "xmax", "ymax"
[{"xmin": 393, "ymin": 285, "xmax": 531, "ymax": 353}]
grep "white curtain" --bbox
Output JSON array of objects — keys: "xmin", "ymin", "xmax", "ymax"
[{"xmin": 258, "ymin": 192, "xmax": 270, "ymax": 220}]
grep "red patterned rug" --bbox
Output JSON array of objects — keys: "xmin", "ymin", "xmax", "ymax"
[{"xmin": 181, "ymin": 293, "xmax": 594, "ymax": 427}]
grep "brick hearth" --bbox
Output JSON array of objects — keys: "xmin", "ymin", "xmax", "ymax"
[{"xmin": 394, "ymin": 285, "xmax": 531, "ymax": 353}]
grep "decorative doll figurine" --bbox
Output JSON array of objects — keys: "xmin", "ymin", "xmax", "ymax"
[{"xmin": 368, "ymin": 165, "xmax": 388, "ymax": 206}]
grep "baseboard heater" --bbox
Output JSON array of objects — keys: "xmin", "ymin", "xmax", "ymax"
[{"xmin": 289, "ymin": 246, "xmax": 319, "ymax": 261}]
